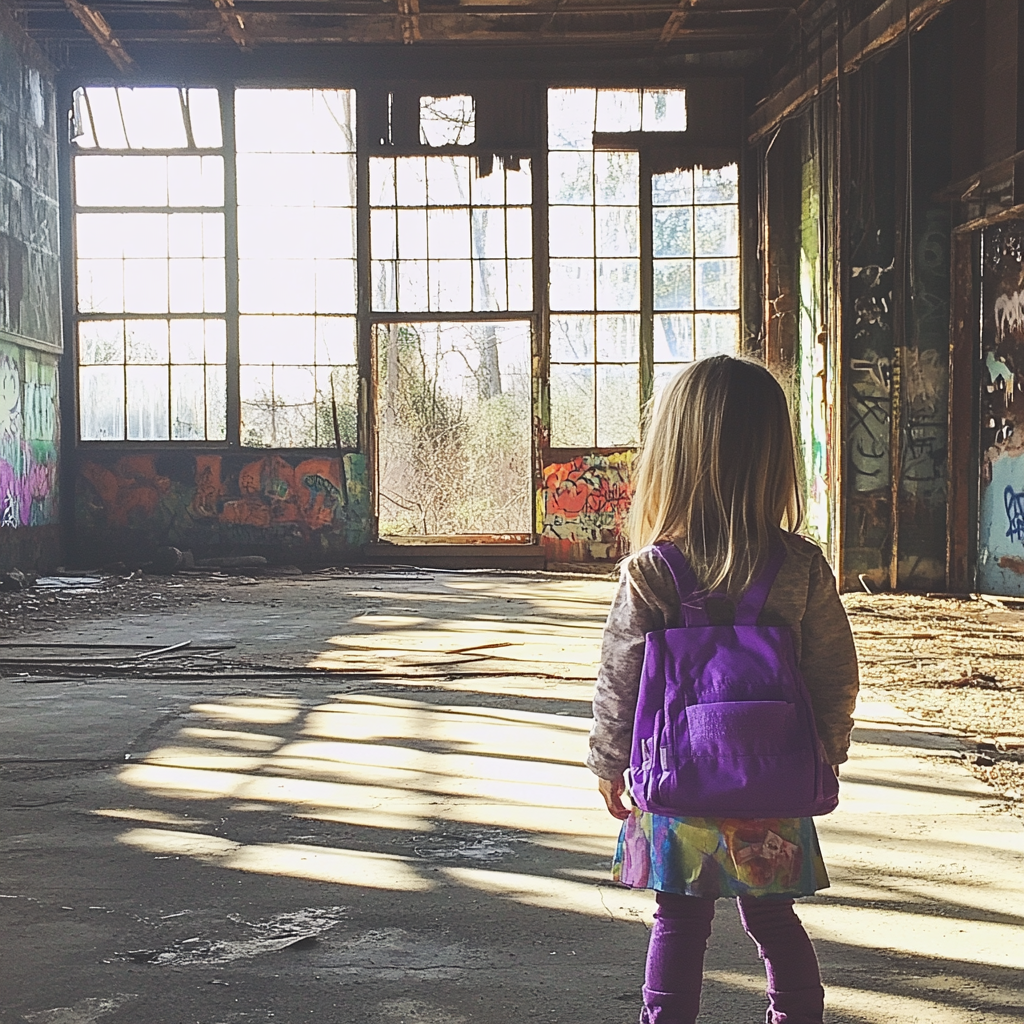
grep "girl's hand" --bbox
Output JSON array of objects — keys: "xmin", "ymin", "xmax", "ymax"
[{"xmin": 598, "ymin": 774, "xmax": 632, "ymax": 820}]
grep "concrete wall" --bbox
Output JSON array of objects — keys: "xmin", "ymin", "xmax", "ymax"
[{"xmin": 0, "ymin": 15, "xmax": 62, "ymax": 571}]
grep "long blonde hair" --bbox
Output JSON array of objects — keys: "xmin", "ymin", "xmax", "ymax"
[{"xmin": 627, "ymin": 356, "xmax": 802, "ymax": 595}]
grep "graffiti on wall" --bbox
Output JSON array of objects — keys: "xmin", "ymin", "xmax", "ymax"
[
  {"xmin": 0, "ymin": 343, "xmax": 59, "ymax": 530},
  {"xmin": 848, "ymin": 350, "xmax": 891, "ymax": 493},
  {"xmin": 78, "ymin": 451, "xmax": 370, "ymax": 557},
  {"xmin": 540, "ymin": 453, "xmax": 633, "ymax": 562}
]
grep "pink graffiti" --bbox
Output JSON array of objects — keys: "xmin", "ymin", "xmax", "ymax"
[{"xmin": 0, "ymin": 453, "xmax": 55, "ymax": 528}]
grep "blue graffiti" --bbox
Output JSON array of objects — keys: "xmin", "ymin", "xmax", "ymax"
[{"xmin": 1005, "ymin": 485, "xmax": 1024, "ymax": 542}]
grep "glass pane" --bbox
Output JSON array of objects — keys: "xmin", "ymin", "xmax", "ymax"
[
  {"xmin": 507, "ymin": 261, "xmax": 532, "ymax": 311},
  {"xmin": 376, "ymin": 321, "xmax": 532, "ymax": 535},
  {"xmin": 117, "ymin": 89, "xmax": 189, "ymax": 149},
  {"xmin": 550, "ymin": 259, "xmax": 595, "ymax": 311},
  {"xmin": 397, "ymin": 209, "xmax": 429, "ymax": 260},
  {"xmin": 241, "ymin": 314, "xmax": 315, "ymax": 365},
  {"xmin": 548, "ymin": 152, "xmax": 593, "ymax": 205},
  {"xmin": 428, "ymin": 260, "xmax": 472, "ymax": 311},
  {"xmin": 694, "ymin": 205, "xmax": 739, "ymax": 258},
  {"xmin": 654, "ymin": 259, "xmax": 694, "ymax": 311},
  {"xmin": 549, "ymin": 207, "xmax": 594, "ymax": 258},
  {"xmin": 76, "ymin": 155, "xmax": 167, "ymax": 207},
  {"xmin": 426, "ymin": 156, "xmax": 471, "ymax": 205},
  {"xmin": 239, "ymin": 259, "xmax": 315, "ymax": 313},
  {"xmin": 78, "ymin": 89, "xmax": 128, "ymax": 149},
  {"xmin": 186, "ymin": 89, "xmax": 223, "ymax": 148},
  {"xmin": 654, "ymin": 207, "xmax": 693, "ymax": 258},
  {"xmin": 373, "ymin": 261, "xmax": 397, "ymax": 312},
  {"xmin": 471, "ymin": 166, "xmax": 505, "ymax": 206},
  {"xmin": 595, "ymin": 152, "xmax": 639, "ymax": 205},
  {"xmin": 168, "ymin": 213, "xmax": 205, "ymax": 258},
  {"xmin": 653, "ymin": 168, "xmax": 693, "ymax": 207},
  {"xmin": 79, "ymin": 365, "xmax": 125, "ymax": 440},
  {"xmin": 126, "ymin": 319, "xmax": 169, "ymax": 363},
  {"xmin": 428, "ymin": 208, "xmax": 471, "ymax": 259},
  {"xmin": 595, "ymin": 90, "xmax": 641, "ymax": 133},
  {"xmin": 123, "ymin": 259, "xmax": 169, "ymax": 313},
  {"xmin": 171, "ymin": 364, "xmax": 206, "ymax": 440},
  {"xmin": 642, "ymin": 89, "xmax": 687, "ymax": 132},
  {"xmin": 371, "ymin": 209, "xmax": 398, "ymax": 260},
  {"xmin": 269, "ymin": 365, "xmax": 317, "ymax": 447},
  {"xmin": 596, "ymin": 207, "xmax": 639, "ymax": 257},
  {"xmin": 695, "ymin": 258, "xmax": 740, "ymax": 309},
  {"xmin": 654, "ymin": 314, "xmax": 695, "ymax": 362},
  {"xmin": 77, "ymin": 260, "xmax": 123, "ymax": 313},
  {"xmin": 505, "ymin": 160, "xmax": 532, "ymax": 205},
  {"xmin": 204, "ymin": 318, "xmax": 227, "ymax": 362},
  {"xmin": 396, "ymin": 157, "xmax": 428, "ymax": 206},
  {"xmin": 506, "ymin": 208, "xmax": 532, "ymax": 260},
  {"xmin": 167, "ymin": 155, "xmax": 224, "ymax": 207},
  {"xmin": 235, "ymin": 89, "xmax": 355, "ymax": 154},
  {"xmin": 550, "ymin": 315, "xmax": 594, "ymax": 362},
  {"xmin": 316, "ymin": 316, "xmax": 357, "ymax": 365},
  {"xmin": 314, "ymin": 259, "xmax": 356, "ymax": 314},
  {"xmin": 370, "ymin": 157, "xmax": 397, "ymax": 207},
  {"xmin": 695, "ymin": 313, "xmax": 740, "ymax": 359},
  {"xmin": 127, "ymin": 365, "xmax": 169, "ymax": 440},
  {"xmin": 206, "ymin": 363, "xmax": 227, "ymax": 439},
  {"xmin": 474, "ymin": 260, "xmax": 507, "ymax": 312},
  {"xmin": 240, "ymin": 366, "xmax": 273, "ymax": 446},
  {"xmin": 203, "ymin": 259, "xmax": 226, "ymax": 312},
  {"xmin": 596, "ymin": 363, "xmax": 639, "ymax": 447},
  {"xmin": 79, "ymin": 320, "xmax": 124, "ymax": 364},
  {"xmin": 548, "ymin": 89, "xmax": 597, "ymax": 150},
  {"xmin": 397, "ymin": 260, "xmax": 429, "ymax": 312},
  {"xmin": 169, "ymin": 259, "xmax": 206, "ymax": 313},
  {"xmin": 596, "ymin": 259, "xmax": 639, "ymax": 311},
  {"xmin": 550, "ymin": 365, "xmax": 594, "ymax": 446},
  {"xmin": 694, "ymin": 164, "xmax": 739, "ymax": 204},
  {"xmin": 316, "ymin": 364, "xmax": 358, "ymax": 447},
  {"xmin": 472, "ymin": 208, "xmax": 506, "ymax": 260},
  {"xmin": 169, "ymin": 319, "xmax": 206, "ymax": 363},
  {"xmin": 596, "ymin": 314, "xmax": 639, "ymax": 361},
  {"xmin": 420, "ymin": 95, "xmax": 475, "ymax": 147}
]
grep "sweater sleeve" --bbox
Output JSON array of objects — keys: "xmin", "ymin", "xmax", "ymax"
[
  {"xmin": 800, "ymin": 550, "xmax": 860, "ymax": 765},
  {"xmin": 587, "ymin": 554, "xmax": 671, "ymax": 781}
]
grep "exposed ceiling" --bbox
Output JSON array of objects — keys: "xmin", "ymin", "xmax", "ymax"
[{"xmin": 8, "ymin": 0, "xmax": 814, "ymax": 63}]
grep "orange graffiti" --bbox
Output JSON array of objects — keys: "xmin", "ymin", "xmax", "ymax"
[{"xmin": 80, "ymin": 457, "xmax": 171, "ymax": 528}]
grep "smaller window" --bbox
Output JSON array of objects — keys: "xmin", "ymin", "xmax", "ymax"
[
  {"xmin": 419, "ymin": 95, "xmax": 476, "ymax": 147},
  {"xmin": 72, "ymin": 87, "xmax": 222, "ymax": 150}
]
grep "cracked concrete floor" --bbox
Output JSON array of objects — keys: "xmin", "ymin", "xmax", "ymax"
[{"xmin": 1, "ymin": 569, "xmax": 1023, "ymax": 1024}]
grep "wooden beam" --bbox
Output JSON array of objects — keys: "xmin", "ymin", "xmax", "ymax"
[
  {"xmin": 397, "ymin": 0, "xmax": 420, "ymax": 43},
  {"xmin": 748, "ymin": 0, "xmax": 955, "ymax": 144},
  {"xmin": 210, "ymin": 0, "xmax": 246, "ymax": 46},
  {"xmin": 659, "ymin": 0, "xmax": 694, "ymax": 45},
  {"xmin": 63, "ymin": 0, "xmax": 134, "ymax": 70}
]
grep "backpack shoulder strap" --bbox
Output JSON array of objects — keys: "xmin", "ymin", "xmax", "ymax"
[
  {"xmin": 733, "ymin": 543, "xmax": 787, "ymax": 625},
  {"xmin": 652, "ymin": 541, "xmax": 709, "ymax": 627}
]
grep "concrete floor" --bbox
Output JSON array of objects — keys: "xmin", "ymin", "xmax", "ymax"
[{"xmin": 1, "ymin": 569, "xmax": 1022, "ymax": 1024}]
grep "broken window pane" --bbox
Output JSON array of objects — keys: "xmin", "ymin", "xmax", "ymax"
[
  {"xmin": 694, "ymin": 164, "xmax": 739, "ymax": 205},
  {"xmin": 376, "ymin": 321, "xmax": 531, "ymax": 537},
  {"xmin": 72, "ymin": 88, "xmax": 222, "ymax": 151},
  {"xmin": 420, "ymin": 95, "xmax": 476, "ymax": 147}
]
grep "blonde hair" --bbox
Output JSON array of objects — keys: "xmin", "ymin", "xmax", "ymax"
[{"xmin": 627, "ymin": 355, "xmax": 802, "ymax": 595}]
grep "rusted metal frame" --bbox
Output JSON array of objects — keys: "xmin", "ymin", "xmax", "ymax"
[
  {"xmin": 531, "ymin": 90, "xmax": 548, "ymax": 545},
  {"xmin": 209, "ymin": 0, "xmax": 246, "ymax": 46},
  {"xmin": 639, "ymin": 149, "xmax": 655, "ymax": 418},
  {"xmin": 397, "ymin": 0, "xmax": 420, "ymax": 43},
  {"xmin": 946, "ymin": 228, "xmax": 978, "ymax": 592},
  {"xmin": 63, "ymin": 0, "xmax": 134, "ymax": 72},
  {"xmin": 220, "ymin": 84, "xmax": 241, "ymax": 447},
  {"xmin": 951, "ymin": 202, "xmax": 1024, "ymax": 237},
  {"xmin": 748, "ymin": 0, "xmax": 955, "ymax": 145},
  {"xmin": 63, "ymin": 147, "xmax": 222, "ymax": 157}
]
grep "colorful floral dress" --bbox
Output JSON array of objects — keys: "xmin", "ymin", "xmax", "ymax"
[{"xmin": 613, "ymin": 807, "xmax": 829, "ymax": 899}]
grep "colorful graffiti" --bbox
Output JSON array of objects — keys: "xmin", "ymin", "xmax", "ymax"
[
  {"xmin": 540, "ymin": 452, "xmax": 634, "ymax": 562},
  {"xmin": 78, "ymin": 451, "xmax": 371, "ymax": 559},
  {"xmin": 0, "ymin": 343, "xmax": 59, "ymax": 531}
]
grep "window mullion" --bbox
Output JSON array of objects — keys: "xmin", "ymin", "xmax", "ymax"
[
  {"xmin": 639, "ymin": 149, "xmax": 654, "ymax": 420},
  {"xmin": 220, "ymin": 84, "xmax": 241, "ymax": 447}
]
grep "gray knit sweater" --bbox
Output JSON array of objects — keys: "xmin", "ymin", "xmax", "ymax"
[{"xmin": 588, "ymin": 532, "xmax": 860, "ymax": 781}]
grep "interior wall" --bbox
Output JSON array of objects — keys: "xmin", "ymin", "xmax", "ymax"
[{"xmin": 0, "ymin": 14, "xmax": 62, "ymax": 572}]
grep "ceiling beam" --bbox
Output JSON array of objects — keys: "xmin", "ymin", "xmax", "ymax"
[
  {"xmin": 209, "ymin": 0, "xmax": 246, "ymax": 45},
  {"xmin": 63, "ymin": 0, "xmax": 134, "ymax": 70},
  {"xmin": 658, "ymin": 0, "xmax": 694, "ymax": 45},
  {"xmin": 397, "ymin": 0, "xmax": 420, "ymax": 43}
]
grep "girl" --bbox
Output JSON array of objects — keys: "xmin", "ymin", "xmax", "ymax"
[{"xmin": 589, "ymin": 355, "xmax": 859, "ymax": 1024}]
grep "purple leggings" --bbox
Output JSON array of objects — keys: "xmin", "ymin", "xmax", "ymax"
[{"xmin": 640, "ymin": 892, "xmax": 824, "ymax": 1024}]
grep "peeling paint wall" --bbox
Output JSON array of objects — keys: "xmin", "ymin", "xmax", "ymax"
[
  {"xmin": 0, "ymin": 22, "xmax": 61, "ymax": 571},
  {"xmin": 77, "ymin": 452, "xmax": 371, "ymax": 564},
  {"xmin": 539, "ymin": 453, "xmax": 633, "ymax": 563}
]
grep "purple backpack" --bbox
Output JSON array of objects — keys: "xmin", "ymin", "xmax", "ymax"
[{"xmin": 629, "ymin": 540, "xmax": 839, "ymax": 819}]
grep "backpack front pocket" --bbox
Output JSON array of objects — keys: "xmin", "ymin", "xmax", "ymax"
[{"xmin": 685, "ymin": 700, "xmax": 798, "ymax": 758}]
